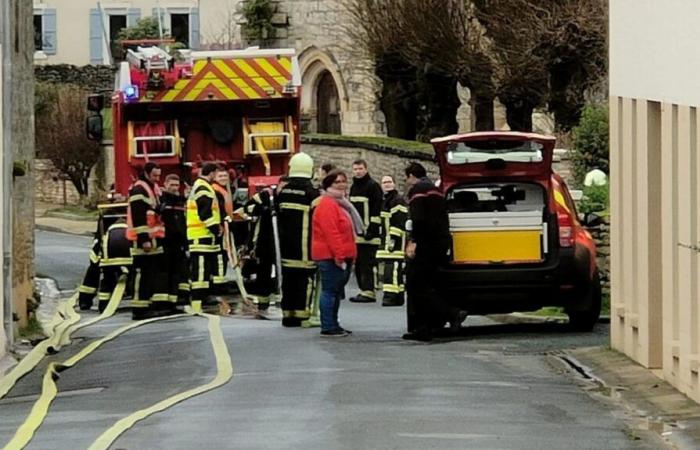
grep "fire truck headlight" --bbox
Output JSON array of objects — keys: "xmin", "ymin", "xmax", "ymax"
[{"xmin": 124, "ymin": 85, "xmax": 139, "ymax": 101}]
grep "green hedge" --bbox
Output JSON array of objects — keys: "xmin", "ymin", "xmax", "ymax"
[{"xmin": 301, "ymin": 133, "xmax": 434, "ymax": 159}]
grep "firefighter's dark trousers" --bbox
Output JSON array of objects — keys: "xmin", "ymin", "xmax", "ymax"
[
  {"xmin": 190, "ymin": 251, "xmax": 218, "ymax": 305},
  {"xmin": 132, "ymin": 253, "xmax": 165, "ymax": 313},
  {"xmin": 281, "ymin": 266, "xmax": 316, "ymax": 326},
  {"xmin": 380, "ymin": 256, "xmax": 405, "ymax": 306},
  {"xmin": 78, "ymin": 260, "xmax": 100, "ymax": 310},
  {"xmin": 247, "ymin": 255, "xmax": 275, "ymax": 309},
  {"xmin": 211, "ymin": 240, "xmax": 229, "ymax": 294},
  {"xmin": 97, "ymin": 266, "xmax": 127, "ymax": 313},
  {"xmin": 355, "ymin": 244, "xmax": 378, "ymax": 300},
  {"xmin": 405, "ymin": 258, "xmax": 457, "ymax": 333},
  {"xmin": 164, "ymin": 245, "xmax": 189, "ymax": 303}
]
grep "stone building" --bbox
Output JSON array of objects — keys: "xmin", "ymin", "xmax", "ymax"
[{"xmin": 31, "ymin": 0, "xmax": 489, "ymax": 137}]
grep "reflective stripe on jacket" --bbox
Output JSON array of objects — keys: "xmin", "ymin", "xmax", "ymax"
[
  {"xmin": 187, "ymin": 178, "xmax": 221, "ymax": 249},
  {"xmin": 126, "ymin": 179, "xmax": 165, "ymax": 242}
]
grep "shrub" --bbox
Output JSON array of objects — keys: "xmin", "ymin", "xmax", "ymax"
[
  {"xmin": 240, "ymin": 0, "xmax": 276, "ymax": 42},
  {"xmin": 578, "ymin": 184, "xmax": 609, "ymax": 215},
  {"xmin": 571, "ymin": 104, "xmax": 609, "ymax": 184}
]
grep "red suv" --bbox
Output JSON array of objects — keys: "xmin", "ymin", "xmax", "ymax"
[{"xmin": 429, "ymin": 131, "xmax": 601, "ymax": 331}]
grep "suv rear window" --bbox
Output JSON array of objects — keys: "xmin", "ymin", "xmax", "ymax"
[{"xmin": 446, "ymin": 140, "xmax": 544, "ymax": 165}]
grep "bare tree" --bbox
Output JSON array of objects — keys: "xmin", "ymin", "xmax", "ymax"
[{"xmin": 35, "ymin": 83, "xmax": 101, "ymax": 199}]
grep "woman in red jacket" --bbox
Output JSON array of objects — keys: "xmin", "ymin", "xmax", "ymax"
[{"xmin": 312, "ymin": 170, "xmax": 363, "ymax": 336}]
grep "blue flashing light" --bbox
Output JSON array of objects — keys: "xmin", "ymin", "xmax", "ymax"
[{"xmin": 124, "ymin": 84, "xmax": 139, "ymax": 101}]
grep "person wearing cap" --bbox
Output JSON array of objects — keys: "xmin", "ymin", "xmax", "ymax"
[{"xmin": 277, "ymin": 152, "xmax": 321, "ymax": 327}]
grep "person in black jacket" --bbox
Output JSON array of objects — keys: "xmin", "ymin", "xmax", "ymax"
[
  {"xmin": 349, "ymin": 159, "xmax": 383, "ymax": 303},
  {"xmin": 377, "ymin": 175, "xmax": 408, "ymax": 307},
  {"xmin": 402, "ymin": 162, "xmax": 463, "ymax": 341},
  {"xmin": 245, "ymin": 176, "xmax": 288, "ymax": 311},
  {"xmin": 160, "ymin": 173, "xmax": 189, "ymax": 305},
  {"xmin": 277, "ymin": 153, "xmax": 320, "ymax": 327}
]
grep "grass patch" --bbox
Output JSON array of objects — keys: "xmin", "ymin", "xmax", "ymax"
[
  {"xmin": 46, "ymin": 205, "xmax": 99, "ymax": 220},
  {"xmin": 303, "ymin": 133, "xmax": 433, "ymax": 155},
  {"xmin": 530, "ymin": 307, "xmax": 566, "ymax": 318},
  {"xmin": 19, "ymin": 316, "xmax": 44, "ymax": 339}
]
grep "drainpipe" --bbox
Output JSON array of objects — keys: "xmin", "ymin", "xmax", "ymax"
[{"xmin": 1, "ymin": 0, "xmax": 14, "ymax": 348}]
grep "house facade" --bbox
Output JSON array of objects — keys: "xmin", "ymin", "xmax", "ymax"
[
  {"xmin": 32, "ymin": 0, "xmax": 387, "ymax": 135},
  {"xmin": 610, "ymin": 0, "xmax": 700, "ymax": 402}
]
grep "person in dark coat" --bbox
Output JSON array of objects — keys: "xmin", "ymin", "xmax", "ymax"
[
  {"xmin": 349, "ymin": 159, "xmax": 383, "ymax": 303},
  {"xmin": 377, "ymin": 175, "xmax": 408, "ymax": 307},
  {"xmin": 402, "ymin": 162, "xmax": 463, "ymax": 341},
  {"xmin": 160, "ymin": 173, "xmax": 189, "ymax": 305}
]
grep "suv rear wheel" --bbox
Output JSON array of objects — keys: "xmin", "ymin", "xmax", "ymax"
[{"xmin": 567, "ymin": 271, "xmax": 602, "ymax": 332}]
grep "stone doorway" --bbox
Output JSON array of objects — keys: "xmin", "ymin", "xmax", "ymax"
[{"xmin": 316, "ymin": 71, "xmax": 341, "ymax": 134}]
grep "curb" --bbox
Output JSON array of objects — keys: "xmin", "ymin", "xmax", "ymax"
[
  {"xmin": 43, "ymin": 211, "xmax": 97, "ymax": 222},
  {"xmin": 489, "ymin": 312, "xmax": 611, "ymax": 325},
  {"xmin": 35, "ymin": 224, "xmax": 94, "ymax": 237}
]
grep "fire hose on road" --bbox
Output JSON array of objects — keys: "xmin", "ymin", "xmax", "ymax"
[{"xmin": 0, "ymin": 279, "xmax": 234, "ymax": 450}]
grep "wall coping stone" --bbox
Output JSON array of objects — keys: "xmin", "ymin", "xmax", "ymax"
[{"xmin": 300, "ymin": 135, "xmax": 435, "ymax": 162}]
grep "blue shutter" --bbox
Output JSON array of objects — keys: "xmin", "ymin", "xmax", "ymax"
[
  {"xmin": 127, "ymin": 8, "xmax": 141, "ymax": 27},
  {"xmin": 89, "ymin": 9, "xmax": 103, "ymax": 65},
  {"xmin": 189, "ymin": 8, "xmax": 200, "ymax": 49},
  {"xmin": 42, "ymin": 9, "xmax": 57, "ymax": 55}
]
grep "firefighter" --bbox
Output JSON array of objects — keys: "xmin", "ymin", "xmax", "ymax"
[
  {"xmin": 96, "ymin": 219, "xmax": 133, "ymax": 312},
  {"xmin": 349, "ymin": 159, "xmax": 383, "ymax": 303},
  {"xmin": 160, "ymin": 173, "xmax": 189, "ymax": 304},
  {"xmin": 277, "ymin": 153, "xmax": 320, "ymax": 327},
  {"xmin": 244, "ymin": 176, "xmax": 288, "ymax": 311},
  {"xmin": 376, "ymin": 175, "xmax": 408, "ymax": 307},
  {"xmin": 77, "ymin": 231, "xmax": 102, "ymax": 310},
  {"xmin": 187, "ymin": 162, "xmax": 222, "ymax": 311},
  {"xmin": 126, "ymin": 162, "xmax": 169, "ymax": 319},
  {"xmin": 402, "ymin": 162, "xmax": 463, "ymax": 341},
  {"xmin": 212, "ymin": 165, "xmax": 235, "ymax": 294}
]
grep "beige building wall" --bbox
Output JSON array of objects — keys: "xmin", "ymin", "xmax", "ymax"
[
  {"xmin": 610, "ymin": 0, "xmax": 700, "ymax": 403},
  {"xmin": 0, "ymin": 43, "xmax": 5, "ymax": 361}
]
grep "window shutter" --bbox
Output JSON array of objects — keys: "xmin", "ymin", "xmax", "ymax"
[
  {"xmin": 152, "ymin": 7, "xmax": 165, "ymax": 34},
  {"xmin": 42, "ymin": 8, "xmax": 57, "ymax": 55},
  {"xmin": 127, "ymin": 8, "xmax": 141, "ymax": 27},
  {"xmin": 189, "ymin": 8, "xmax": 200, "ymax": 50},
  {"xmin": 89, "ymin": 9, "xmax": 103, "ymax": 65}
]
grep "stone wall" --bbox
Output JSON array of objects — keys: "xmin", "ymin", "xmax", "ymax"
[
  {"xmin": 588, "ymin": 218, "xmax": 611, "ymax": 301},
  {"xmin": 35, "ymin": 159, "xmax": 102, "ymax": 206},
  {"xmin": 300, "ymin": 137, "xmax": 437, "ymax": 193},
  {"xmin": 35, "ymin": 64, "xmax": 115, "ymax": 92}
]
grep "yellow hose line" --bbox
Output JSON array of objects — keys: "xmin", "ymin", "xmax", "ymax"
[
  {"xmin": 2, "ymin": 313, "xmax": 187, "ymax": 450},
  {"xmin": 87, "ymin": 314, "xmax": 233, "ymax": 450},
  {"xmin": 0, "ymin": 294, "xmax": 79, "ymax": 401},
  {"xmin": 55, "ymin": 279, "xmax": 127, "ymax": 349},
  {"xmin": 0, "ymin": 278, "xmax": 126, "ymax": 402}
]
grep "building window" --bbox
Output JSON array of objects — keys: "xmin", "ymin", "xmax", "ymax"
[
  {"xmin": 109, "ymin": 14, "xmax": 128, "ymax": 60},
  {"xmin": 34, "ymin": 14, "xmax": 43, "ymax": 51},
  {"xmin": 170, "ymin": 13, "xmax": 189, "ymax": 47}
]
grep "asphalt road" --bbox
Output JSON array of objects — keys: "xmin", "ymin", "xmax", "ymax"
[
  {"xmin": 35, "ymin": 230, "xmax": 94, "ymax": 292},
  {"xmin": 7, "ymin": 230, "xmax": 659, "ymax": 449}
]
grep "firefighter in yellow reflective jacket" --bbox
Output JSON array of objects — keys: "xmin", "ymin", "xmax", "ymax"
[
  {"xmin": 126, "ymin": 162, "xmax": 169, "ymax": 320},
  {"xmin": 349, "ymin": 159, "xmax": 383, "ymax": 303},
  {"xmin": 277, "ymin": 153, "xmax": 320, "ymax": 327},
  {"xmin": 376, "ymin": 175, "xmax": 408, "ymax": 307},
  {"xmin": 96, "ymin": 220, "xmax": 133, "ymax": 312},
  {"xmin": 187, "ymin": 162, "xmax": 222, "ymax": 311}
]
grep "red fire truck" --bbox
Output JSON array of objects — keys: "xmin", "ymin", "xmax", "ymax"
[{"xmin": 87, "ymin": 41, "xmax": 301, "ymax": 198}]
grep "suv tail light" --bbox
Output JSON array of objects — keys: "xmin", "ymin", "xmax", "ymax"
[{"xmin": 557, "ymin": 211, "xmax": 574, "ymax": 248}]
